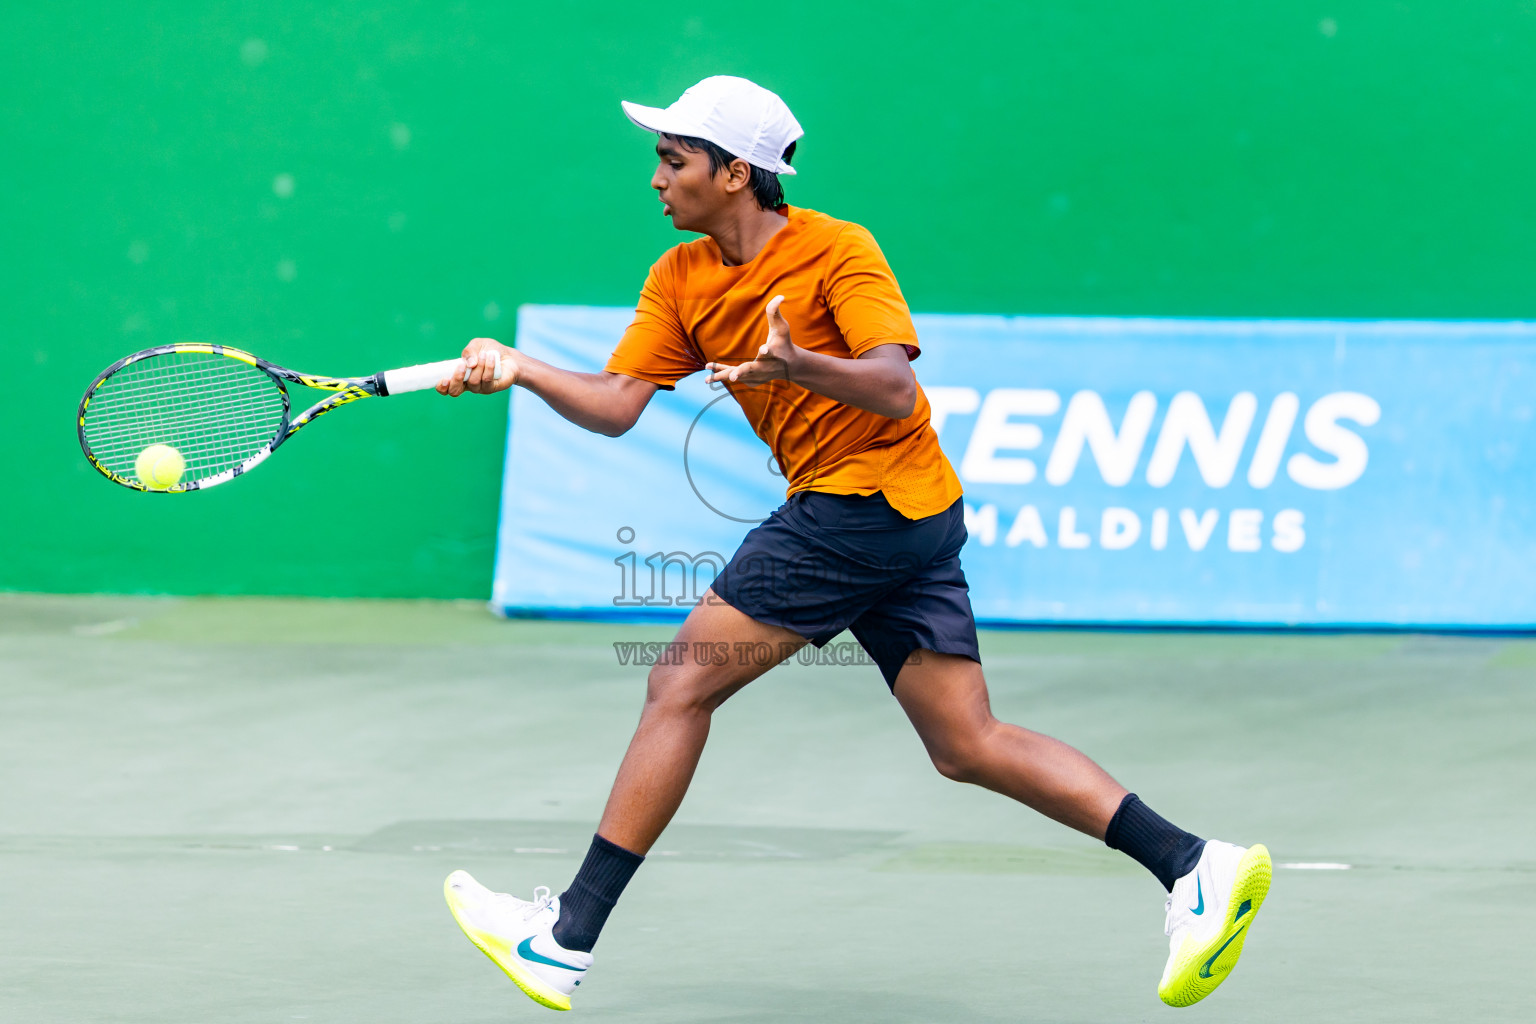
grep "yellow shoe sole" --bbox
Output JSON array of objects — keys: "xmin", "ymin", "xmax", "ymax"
[
  {"xmin": 1158, "ymin": 843, "xmax": 1272, "ymax": 1008},
  {"xmin": 444, "ymin": 876, "xmax": 572, "ymax": 1011}
]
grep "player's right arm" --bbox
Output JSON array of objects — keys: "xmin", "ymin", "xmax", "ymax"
[
  {"xmin": 438, "ymin": 339, "xmax": 657, "ymax": 437},
  {"xmin": 441, "ymin": 252, "xmax": 686, "ymax": 436}
]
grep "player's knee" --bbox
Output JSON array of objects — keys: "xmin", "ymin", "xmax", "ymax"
[
  {"xmin": 644, "ymin": 663, "xmax": 719, "ymax": 715},
  {"xmin": 926, "ymin": 719, "xmax": 1001, "ymax": 784},
  {"xmin": 930, "ymin": 742, "xmax": 987, "ymax": 784}
]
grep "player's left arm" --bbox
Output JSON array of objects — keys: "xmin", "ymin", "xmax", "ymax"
[{"xmin": 704, "ymin": 295, "xmax": 917, "ymax": 419}]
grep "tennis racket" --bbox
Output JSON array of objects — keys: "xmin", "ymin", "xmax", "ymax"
[{"xmin": 77, "ymin": 342, "xmax": 502, "ymax": 492}]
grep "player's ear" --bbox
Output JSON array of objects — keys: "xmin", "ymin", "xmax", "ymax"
[{"xmin": 723, "ymin": 157, "xmax": 753, "ymax": 194}]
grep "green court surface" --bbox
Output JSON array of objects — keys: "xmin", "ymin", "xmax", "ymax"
[{"xmin": 2, "ymin": 594, "xmax": 1531, "ymax": 1022}]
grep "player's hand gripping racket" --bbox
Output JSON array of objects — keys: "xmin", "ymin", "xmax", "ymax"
[{"xmin": 77, "ymin": 343, "xmax": 502, "ymax": 492}]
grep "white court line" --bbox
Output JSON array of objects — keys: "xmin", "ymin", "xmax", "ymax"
[
  {"xmin": 72, "ymin": 619, "xmax": 135, "ymax": 636},
  {"xmin": 1278, "ymin": 862, "xmax": 1352, "ymax": 870}
]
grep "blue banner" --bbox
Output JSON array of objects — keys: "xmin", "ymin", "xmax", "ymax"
[{"xmin": 492, "ymin": 305, "xmax": 1536, "ymax": 628}]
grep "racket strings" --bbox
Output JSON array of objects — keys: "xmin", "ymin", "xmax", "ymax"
[{"xmin": 82, "ymin": 351, "xmax": 287, "ymax": 482}]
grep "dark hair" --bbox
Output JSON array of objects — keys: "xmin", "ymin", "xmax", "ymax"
[{"xmin": 662, "ymin": 133, "xmax": 796, "ymax": 210}]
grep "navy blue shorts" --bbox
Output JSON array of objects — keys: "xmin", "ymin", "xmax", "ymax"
[{"xmin": 710, "ymin": 491, "xmax": 981, "ymax": 689}]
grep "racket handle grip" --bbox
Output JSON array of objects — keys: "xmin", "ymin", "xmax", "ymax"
[{"xmin": 380, "ymin": 354, "xmax": 504, "ymax": 395}]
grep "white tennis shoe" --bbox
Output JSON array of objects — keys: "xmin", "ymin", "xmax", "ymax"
[
  {"xmin": 444, "ymin": 870, "xmax": 592, "ymax": 1011},
  {"xmin": 1158, "ymin": 839, "xmax": 1272, "ymax": 1006}
]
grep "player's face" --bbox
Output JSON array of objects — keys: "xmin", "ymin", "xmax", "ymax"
[{"xmin": 651, "ymin": 139, "xmax": 727, "ymax": 232}]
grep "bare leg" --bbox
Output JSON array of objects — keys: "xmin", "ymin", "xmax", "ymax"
[
  {"xmin": 596, "ymin": 590, "xmax": 806, "ymax": 854},
  {"xmin": 892, "ymin": 651, "xmax": 1127, "ymax": 839}
]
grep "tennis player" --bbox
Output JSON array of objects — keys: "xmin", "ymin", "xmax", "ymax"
[{"xmin": 436, "ymin": 75, "xmax": 1271, "ymax": 1011}]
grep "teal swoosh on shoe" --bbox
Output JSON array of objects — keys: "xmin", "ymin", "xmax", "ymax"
[
  {"xmin": 1199, "ymin": 926, "xmax": 1245, "ymax": 979},
  {"xmin": 518, "ymin": 936, "xmax": 584, "ymax": 972}
]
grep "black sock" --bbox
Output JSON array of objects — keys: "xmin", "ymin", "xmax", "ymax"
[
  {"xmin": 551, "ymin": 834, "xmax": 645, "ymax": 953},
  {"xmin": 1104, "ymin": 793, "xmax": 1205, "ymax": 892}
]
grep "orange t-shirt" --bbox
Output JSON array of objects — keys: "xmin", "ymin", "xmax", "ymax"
[{"xmin": 605, "ymin": 207, "xmax": 962, "ymax": 520}]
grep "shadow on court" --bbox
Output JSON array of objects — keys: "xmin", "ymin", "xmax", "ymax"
[{"xmin": 1, "ymin": 594, "xmax": 1531, "ymax": 1022}]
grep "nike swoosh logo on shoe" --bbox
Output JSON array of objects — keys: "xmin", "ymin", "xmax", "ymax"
[
  {"xmin": 517, "ymin": 936, "xmax": 584, "ymax": 973},
  {"xmin": 1198, "ymin": 925, "xmax": 1245, "ymax": 979},
  {"xmin": 1191, "ymin": 876, "xmax": 1204, "ymax": 915}
]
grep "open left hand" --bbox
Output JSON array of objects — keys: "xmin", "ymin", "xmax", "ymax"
[{"xmin": 706, "ymin": 295, "xmax": 798, "ymax": 386}]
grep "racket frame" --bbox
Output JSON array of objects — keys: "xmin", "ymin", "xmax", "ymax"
[{"xmin": 78, "ymin": 342, "xmax": 450, "ymax": 493}]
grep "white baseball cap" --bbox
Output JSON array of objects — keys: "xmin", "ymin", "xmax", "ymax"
[{"xmin": 621, "ymin": 76, "xmax": 802, "ymax": 176}]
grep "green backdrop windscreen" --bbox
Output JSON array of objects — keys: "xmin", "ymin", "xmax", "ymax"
[{"xmin": 4, "ymin": 3, "xmax": 1534, "ymax": 597}]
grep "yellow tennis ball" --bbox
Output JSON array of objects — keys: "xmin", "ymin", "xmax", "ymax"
[{"xmin": 135, "ymin": 444, "xmax": 185, "ymax": 489}]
